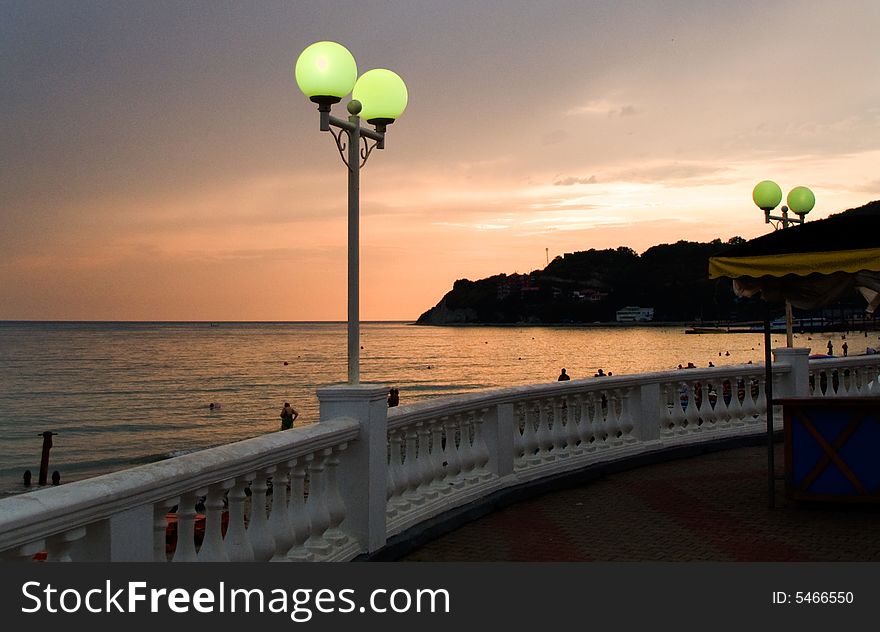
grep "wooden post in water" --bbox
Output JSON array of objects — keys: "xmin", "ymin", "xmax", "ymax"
[{"xmin": 38, "ymin": 431, "xmax": 58, "ymax": 486}]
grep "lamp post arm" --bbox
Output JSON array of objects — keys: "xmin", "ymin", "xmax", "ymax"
[{"xmin": 326, "ymin": 114, "xmax": 385, "ymax": 143}]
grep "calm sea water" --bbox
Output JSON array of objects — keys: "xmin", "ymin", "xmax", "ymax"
[{"xmin": 0, "ymin": 320, "xmax": 853, "ymax": 496}]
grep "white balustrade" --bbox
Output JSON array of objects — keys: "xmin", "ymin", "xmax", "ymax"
[{"xmin": 6, "ymin": 352, "xmax": 861, "ymax": 562}]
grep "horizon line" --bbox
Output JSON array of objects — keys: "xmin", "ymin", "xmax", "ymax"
[{"xmin": 0, "ymin": 319, "xmax": 418, "ymax": 324}]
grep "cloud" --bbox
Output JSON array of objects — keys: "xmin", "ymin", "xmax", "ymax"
[
  {"xmin": 566, "ymin": 100, "xmax": 640, "ymax": 118},
  {"xmin": 610, "ymin": 162, "xmax": 730, "ymax": 185},
  {"xmin": 554, "ymin": 175, "xmax": 598, "ymax": 186}
]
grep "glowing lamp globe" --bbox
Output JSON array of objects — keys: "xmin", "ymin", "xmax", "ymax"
[
  {"xmin": 787, "ymin": 186, "xmax": 815, "ymax": 216},
  {"xmin": 295, "ymin": 41, "xmax": 357, "ymax": 105},
  {"xmin": 752, "ymin": 180, "xmax": 782, "ymax": 211},
  {"xmin": 352, "ymin": 69, "xmax": 408, "ymax": 124}
]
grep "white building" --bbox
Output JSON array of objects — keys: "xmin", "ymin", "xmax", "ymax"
[{"xmin": 616, "ymin": 306, "xmax": 654, "ymax": 322}]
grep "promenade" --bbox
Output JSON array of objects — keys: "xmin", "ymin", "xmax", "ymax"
[{"xmin": 400, "ymin": 442, "xmax": 880, "ymax": 562}]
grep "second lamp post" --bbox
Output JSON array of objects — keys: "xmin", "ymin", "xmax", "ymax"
[{"xmin": 752, "ymin": 180, "xmax": 816, "ymax": 347}]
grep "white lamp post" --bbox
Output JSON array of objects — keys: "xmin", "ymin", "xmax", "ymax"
[
  {"xmin": 295, "ymin": 41, "xmax": 408, "ymax": 384},
  {"xmin": 752, "ymin": 180, "xmax": 816, "ymax": 347}
]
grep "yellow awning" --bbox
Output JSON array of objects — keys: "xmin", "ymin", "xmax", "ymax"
[{"xmin": 708, "ymin": 247, "xmax": 880, "ymax": 279}]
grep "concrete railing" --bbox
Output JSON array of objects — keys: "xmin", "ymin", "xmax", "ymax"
[{"xmin": 2, "ymin": 348, "xmax": 879, "ymax": 562}]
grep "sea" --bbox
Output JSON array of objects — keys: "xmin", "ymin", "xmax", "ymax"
[{"xmin": 0, "ymin": 320, "xmax": 858, "ymax": 496}]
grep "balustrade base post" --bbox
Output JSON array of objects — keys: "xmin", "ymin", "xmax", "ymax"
[
  {"xmin": 318, "ymin": 384, "xmax": 389, "ymax": 554},
  {"xmin": 773, "ymin": 347, "xmax": 811, "ymax": 397}
]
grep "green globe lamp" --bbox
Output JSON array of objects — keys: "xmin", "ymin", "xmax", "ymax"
[
  {"xmin": 352, "ymin": 69, "xmax": 408, "ymax": 130},
  {"xmin": 787, "ymin": 186, "xmax": 815, "ymax": 217},
  {"xmin": 294, "ymin": 41, "xmax": 357, "ymax": 106},
  {"xmin": 752, "ymin": 180, "xmax": 783, "ymax": 211}
]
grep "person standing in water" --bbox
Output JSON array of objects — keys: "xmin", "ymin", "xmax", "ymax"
[{"xmin": 280, "ymin": 402, "xmax": 298, "ymax": 430}]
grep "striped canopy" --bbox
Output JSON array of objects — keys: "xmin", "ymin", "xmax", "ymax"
[{"xmin": 708, "ymin": 201, "xmax": 880, "ymax": 313}]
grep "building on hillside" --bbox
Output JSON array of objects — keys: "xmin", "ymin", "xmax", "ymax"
[{"xmin": 616, "ymin": 306, "xmax": 654, "ymax": 322}]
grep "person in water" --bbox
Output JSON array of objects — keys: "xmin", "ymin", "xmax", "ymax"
[
  {"xmin": 388, "ymin": 387, "xmax": 400, "ymax": 407},
  {"xmin": 280, "ymin": 402, "xmax": 298, "ymax": 430}
]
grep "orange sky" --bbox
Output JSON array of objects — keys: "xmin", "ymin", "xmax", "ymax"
[{"xmin": 2, "ymin": 1, "xmax": 879, "ymax": 320}]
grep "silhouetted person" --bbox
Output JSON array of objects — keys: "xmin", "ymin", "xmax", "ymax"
[
  {"xmin": 827, "ymin": 340, "xmax": 834, "ymax": 356},
  {"xmin": 279, "ymin": 402, "xmax": 298, "ymax": 430},
  {"xmin": 595, "ymin": 369, "xmax": 606, "ymax": 377},
  {"xmin": 842, "ymin": 342, "xmax": 848, "ymax": 357},
  {"xmin": 558, "ymin": 368, "xmax": 570, "ymax": 381},
  {"xmin": 23, "ymin": 470, "xmax": 32, "ymax": 486},
  {"xmin": 388, "ymin": 387, "xmax": 400, "ymax": 407},
  {"xmin": 51, "ymin": 471, "xmax": 60, "ymax": 485}
]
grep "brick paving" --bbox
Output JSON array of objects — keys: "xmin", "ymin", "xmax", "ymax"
[{"xmin": 401, "ymin": 444, "xmax": 880, "ymax": 562}]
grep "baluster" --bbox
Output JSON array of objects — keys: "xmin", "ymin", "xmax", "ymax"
[
  {"xmin": 171, "ymin": 492, "xmax": 198, "ymax": 562},
  {"xmin": 304, "ymin": 450, "xmax": 332, "ymax": 556},
  {"xmin": 415, "ymin": 422, "xmax": 439, "ymax": 500},
  {"xmin": 740, "ymin": 377, "xmax": 757, "ymax": 421},
  {"xmin": 196, "ymin": 481, "xmax": 232, "ymax": 562},
  {"xmin": 152, "ymin": 500, "xmax": 175, "ymax": 562},
  {"xmin": 225, "ymin": 475, "xmax": 255, "ymax": 562},
  {"xmin": 728, "ymin": 376, "xmax": 745, "ymax": 425},
  {"xmin": 402, "ymin": 426, "xmax": 426, "ymax": 504},
  {"xmin": 715, "ymin": 380, "xmax": 732, "ymax": 428},
  {"xmin": 512, "ymin": 402, "xmax": 526, "ymax": 463},
  {"xmin": 442, "ymin": 416, "xmax": 465, "ymax": 488},
  {"xmin": 286, "ymin": 458, "xmax": 313, "ymax": 561},
  {"xmin": 659, "ymin": 384, "xmax": 676, "ymax": 438},
  {"xmin": 428, "ymin": 419, "xmax": 452, "ymax": 494},
  {"xmin": 535, "ymin": 399, "xmax": 554, "ymax": 461},
  {"xmin": 458, "ymin": 412, "xmax": 478, "ymax": 483},
  {"xmin": 616, "ymin": 387, "xmax": 637, "ymax": 443},
  {"xmin": 591, "ymin": 392, "xmax": 610, "ymax": 448},
  {"xmin": 867, "ymin": 367, "xmax": 879, "ymax": 394},
  {"xmin": 754, "ymin": 377, "xmax": 767, "ymax": 417},
  {"xmin": 473, "ymin": 408, "xmax": 493, "ymax": 481},
  {"xmin": 675, "ymin": 381, "xmax": 689, "ymax": 433},
  {"xmin": 682, "ymin": 381, "xmax": 700, "ymax": 433},
  {"xmin": 520, "ymin": 402, "xmax": 541, "ymax": 465},
  {"xmin": 817, "ymin": 369, "xmax": 829, "ymax": 397},
  {"xmin": 550, "ymin": 397, "xmax": 570, "ymax": 457},
  {"xmin": 574, "ymin": 394, "xmax": 594, "ymax": 454},
  {"xmin": 323, "ymin": 444, "xmax": 349, "ymax": 545},
  {"xmin": 561, "ymin": 394, "xmax": 581, "ymax": 453},
  {"xmin": 44, "ymin": 527, "xmax": 86, "ymax": 562},
  {"xmin": 849, "ymin": 368, "xmax": 863, "ymax": 396},
  {"xmin": 605, "ymin": 389, "xmax": 623, "ymax": 445},
  {"xmin": 842, "ymin": 368, "xmax": 854, "ymax": 396},
  {"xmin": 268, "ymin": 463, "xmax": 294, "ymax": 561},
  {"xmin": 248, "ymin": 468, "xmax": 275, "ymax": 561},
  {"xmin": 386, "ymin": 429, "xmax": 410, "ymax": 514}
]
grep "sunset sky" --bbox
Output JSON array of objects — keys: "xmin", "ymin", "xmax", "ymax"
[{"xmin": 2, "ymin": 0, "xmax": 879, "ymax": 321}]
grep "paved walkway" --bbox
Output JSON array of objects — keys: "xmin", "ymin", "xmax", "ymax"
[{"xmin": 401, "ymin": 444, "xmax": 880, "ymax": 562}]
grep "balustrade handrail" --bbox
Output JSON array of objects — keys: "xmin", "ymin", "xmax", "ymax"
[
  {"xmin": 0, "ymin": 417, "xmax": 360, "ymax": 553},
  {"xmin": 388, "ymin": 362, "xmax": 777, "ymax": 431},
  {"xmin": 808, "ymin": 354, "xmax": 880, "ymax": 369}
]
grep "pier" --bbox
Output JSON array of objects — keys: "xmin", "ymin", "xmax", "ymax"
[{"xmin": 1, "ymin": 349, "xmax": 878, "ymax": 562}]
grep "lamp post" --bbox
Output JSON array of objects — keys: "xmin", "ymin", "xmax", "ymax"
[
  {"xmin": 295, "ymin": 41, "xmax": 408, "ymax": 384},
  {"xmin": 752, "ymin": 180, "xmax": 815, "ymax": 509},
  {"xmin": 752, "ymin": 180, "xmax": 816, "ymax": 347}
]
